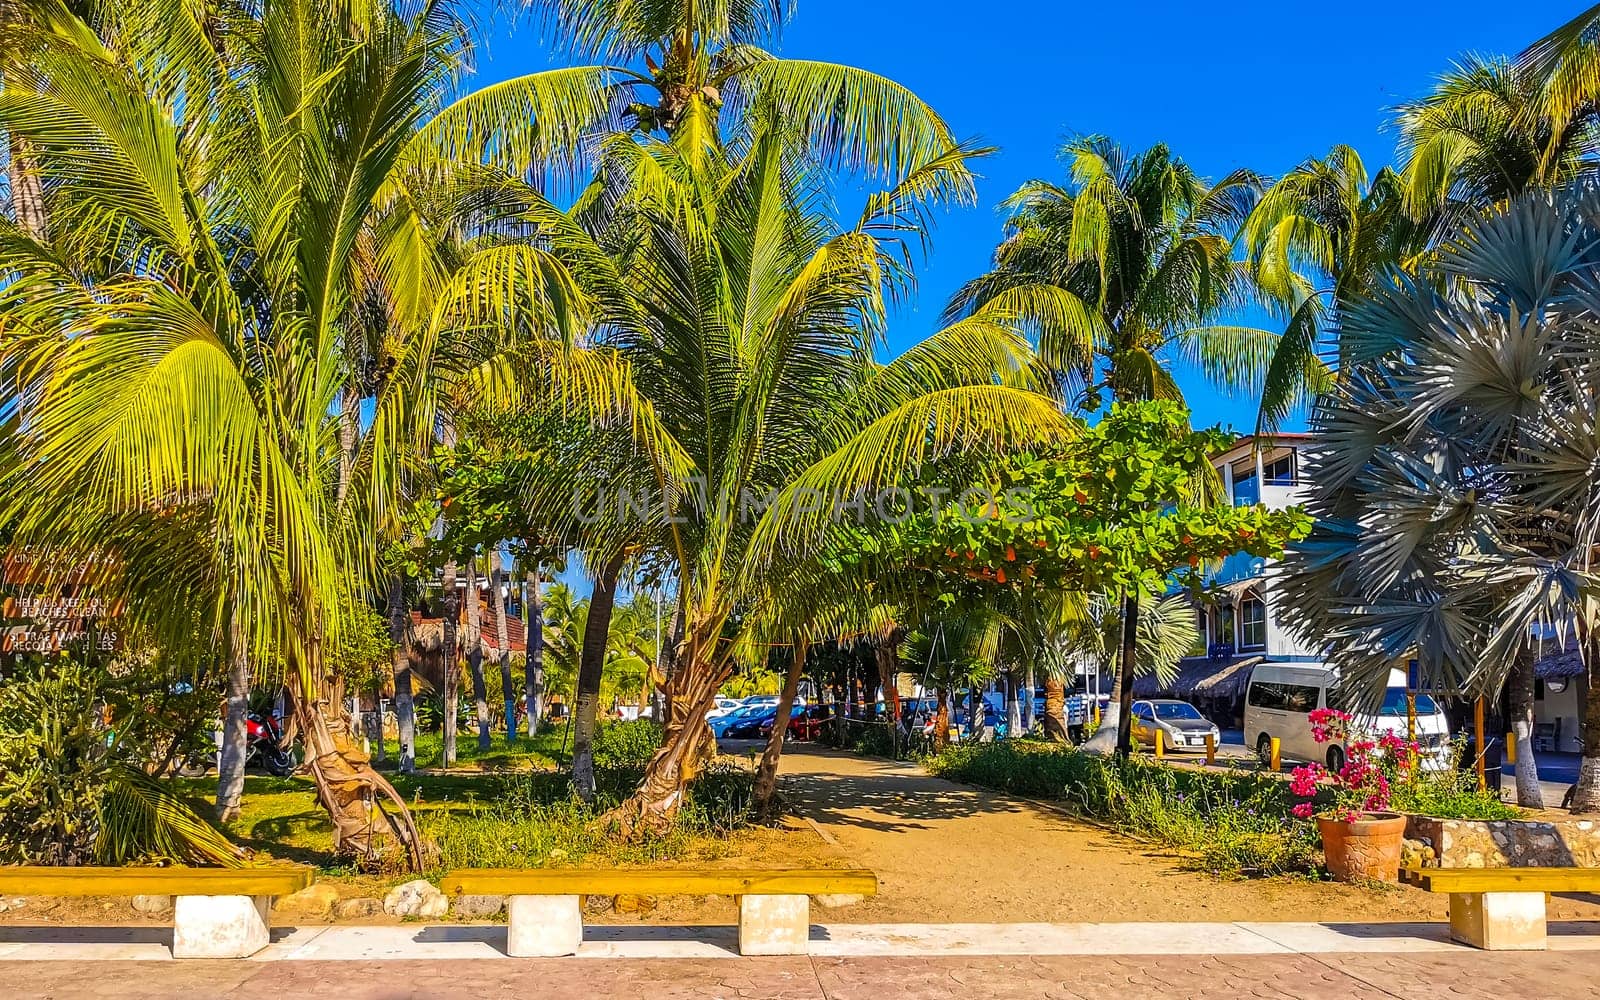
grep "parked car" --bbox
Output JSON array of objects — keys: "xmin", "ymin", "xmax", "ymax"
[
  {"xmin": 711, "ymin": 704, "xmax": 769, "ymax": 738},
  {"xmin": 787, "ymin": 704, "xmax": 833, "ymax": 740},
  {"xmin": 756, "ymin": 704, "xmax": 809, "ymax": 739},
  {"xmin": 1244, "ymin": 663, "xmax": 1451, "ymax": 770},
  {"xmin": 1128, "ymin": 699, "xmax": 1220, "ymax": 752},
  {"xmin": 706, "ymin": 697, "xmax": 743, "ymax": 721},
  {"xmin": 725, "ymin": 706, "xmax": 785, "ymax": 739}
]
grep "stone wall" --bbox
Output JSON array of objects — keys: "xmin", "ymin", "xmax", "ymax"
[{"xmin": 1406, "ymin": 815, "xmax": 1600, "ymax": 868}]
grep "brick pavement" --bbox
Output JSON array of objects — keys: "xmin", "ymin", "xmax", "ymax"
[{"xmin": 4, "ymin": 951, "xmax": 1596, "ymax": 999}]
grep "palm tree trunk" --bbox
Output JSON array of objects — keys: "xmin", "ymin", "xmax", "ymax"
[
  {"xmin": 572, "ymin": 554, "xmax": 623, "ymax": 802},
  {"xmin": 8, "ymin": 135, "xmax": 45, "ymax": 238},
  {"xmin": 1005, "ymin": 670, "xmax": 1021, "ymax": 737},
  {"xmin": 876, "ymin": 637, "xmax": 900, "ymax": 724},
  {"xmin": 1041, "ymin": 675, "xmax": 1068, "ymax": 741},
  {"xmin": 441, "ymin": 559, "xmax": 459, "ymax": 767},
  {"xmin": 465, "ymin": 558, "xmax": 490, "ymax": 751},
  {"xmin": 388, "ymin": 576, "xmax": 416, "ymax": 774},
  {"xmin": 215, "ymin": 612, "xmax": 250, "ymax": 822},
  {"xmin": 934, "ymin": 686, "xmax": 951, "ymax": 749},
  {"xmin": 1568, "ymin": 634, "xmax": 1600, "ymax": 812},
  {"xmin": 288, "ymin": 648, "xmax": 427, "ymax": 871},
  {"xmin": 1510, "ymin": 645, "xmax": 1545, "ymax": 808},
  {"xmin": 491, "ymin": 554, "xmax": 515, "ymax": 743},
  {"xmin": 1113, "ymin": 592, "xmax": 1140, "ymax": 757},
  {"xmin": 524, "ymin": 561, "xmax": 544, "ymax": 737},
  {"xmin": 754, "ymin": 640, "xmax": 807, "ymax": 814},
  {"xmin": 1023, "ymin": 662, "xmax": 1036, "ymax": 733},
  {"xmin": 603, "ymin": 623, "xmax": 725, "ymax": 836}
]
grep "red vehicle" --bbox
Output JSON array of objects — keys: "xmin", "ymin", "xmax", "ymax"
[{"xmin": 786, "ymin": 704, "xmax": 833, "ymax": 741}]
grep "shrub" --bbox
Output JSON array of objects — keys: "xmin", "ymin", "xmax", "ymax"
[
  {"xmin": 592, "ymin": 719, "xmax": 663, "ymax": 771},
  {"xmin": 926, "ymin": 741, "xmax": 1320, "ymax": 877},
  {"xmin": 0, "ymin": 658, "xmax": 240, "ymax": 866}
]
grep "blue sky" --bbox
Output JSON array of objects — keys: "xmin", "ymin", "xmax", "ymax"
[{"xmin": 466, "ymin": 0, "xmax": 1574, "ymax": 434}]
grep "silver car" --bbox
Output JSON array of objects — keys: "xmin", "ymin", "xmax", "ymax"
[{"xmin": 1129, "ymin": 699, "xmax": 1220, "ymax": 752}]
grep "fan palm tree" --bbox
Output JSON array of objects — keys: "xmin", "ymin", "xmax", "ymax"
[
  {"xmin": 0, "ymin": 0, "xmax": 600, "ymax": 867},
  {"xmin": 1276, "ymin": 188, "xmax": 1600, "ymax": 811}
]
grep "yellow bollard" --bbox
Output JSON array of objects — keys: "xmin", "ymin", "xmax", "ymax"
[
  {"xmin": 1504, "ymin": 733, "xmax": 1516, "ymax": 765},
  {"xmin": 1269, "ymin": 736, "xmax": 1281, "ymax": 773},
  {"xmin": 1154, "ymin": 729, "xmax": 1165, "ymax": 760},
  {"xmin": 1204, "ymin": 732, "xmax": 1216, "ymax": 766}
]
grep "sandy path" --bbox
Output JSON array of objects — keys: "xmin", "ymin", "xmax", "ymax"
[{"xmin": 774, "ymin": 746, "xmax": 1600, "ymax": 924}]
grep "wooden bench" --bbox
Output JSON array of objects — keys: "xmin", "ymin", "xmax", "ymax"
[
  {"xmin": 0, "ymin": 866, "xmax": 314, "ymax": 959},
  {"xmin": 439, "ymin": 868, "xmax": 877, "ymax": 956},
  {"xmin": 1401, "ymin": 865, "xmax": 1600, "ymax": 950}
]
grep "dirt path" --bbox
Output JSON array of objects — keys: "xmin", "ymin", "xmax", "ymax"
[{"xmin": 774, "ymin": 747, "xmax": 1600, "ymax": 924}]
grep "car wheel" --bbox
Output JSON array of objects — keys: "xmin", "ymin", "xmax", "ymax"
[
  {"xmin": 1256, "ymin": 733, "xmax": 1275, "ymax": 766},
  {"xmin": 1326, "ymin": 745, "xmax": 1346, "ymax": 774}
]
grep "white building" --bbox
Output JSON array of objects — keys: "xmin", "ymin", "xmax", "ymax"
[{"xmin": 1142, "ymin": 432, "xmax": 1585, "ymax": 752}]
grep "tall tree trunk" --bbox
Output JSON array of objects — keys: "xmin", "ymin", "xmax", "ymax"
[
  {"xmin": 215, "ymin": 613, "xmax": 250, "ymax": 822},
  {"xmin": 572, "ymin": 554, "xmax": 623, "ymax": 802},
  {"xmin": 524, "ymin": 562, "xmax": 544, "ymax": 737},
  {"xmin": 1006, "ymin": 671, "xmax": 1022, "ymax": 737},
  {"xmin": 1510, "ymin": 644, "xmax": 1545, "ymax": 808},
  {"xmin": 1041, "ymin": 674, "xmax": 1068, "ymax": 741},
  {"xmin": 1023, "ymin": 662, "xmax": 1036, "ymax": 734},
  {"xmin": 1114, "ymin": 592, "xmax": 1140, "ymax": 757},
  {"xmin": 934, "ymin": 686, "xmax": 951, "ymax": 749},
  {"xmin": 441, "ymin": 560, "xmax": 459, "ymax": 767},
  {"xmin": 754, "ymin": 640, "xmax": 807, "ymax": 814},
  {"xmin": 8, "ymin": 135, "xmax": 45, "ymax": 238},
  {"xmin": 662, "ymin": 589, "xmax": 686, "ymax": 721},
  {"xmin": 387, "ymin": 576, "xmax": 416, "ymax": 774},
  {"xmin": 876, "ymin": 637, "xmax": 900, "ymax": 724},
  {"xmin": 1568, "ymin": 633, "xmax": 1600, "ymax": 812},
  {"xmin": 465, "ymin": 558, "xmax": 490, "ymax": 751},
  {"xmin": 492, "ymin": 554, "xmax": 515, "ymax": 743}
]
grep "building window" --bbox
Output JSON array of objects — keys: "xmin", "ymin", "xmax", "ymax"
[
  {"xmin": 1213, "ymin": 605, "xmax": 1235, "ymax": 647},
  {"xmin": 1263, "ymin": 453, "xmax": 1296, "ymax": 486},
  {"xmin": 1239, "ymin": 595, "xmax": 1266, "ymax": 650},
  {"xmin": 1188, "ymin": 607, "xmax": 1208, "ymax": 657},
  {"xmin": 1231, "ymin": 461, "xmax": 1259, "ymax": 506}
]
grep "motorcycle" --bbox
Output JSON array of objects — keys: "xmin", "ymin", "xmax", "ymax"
[
  {"xmin": 175, "ymin": 712, "xmax": 296, "ymax": 777},
  {"xmin": 246, "ymin": 713, "xmax": 296, "ymax": 776}
]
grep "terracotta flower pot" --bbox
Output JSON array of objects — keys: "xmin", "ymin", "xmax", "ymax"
[{"xmin": 1318, "ymin": 812, "xmax": 1408, "ymax": 882}]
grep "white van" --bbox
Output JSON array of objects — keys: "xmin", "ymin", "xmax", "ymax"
[{"xmin": 1244, "ymin": 663, "xmax": 1450, "ymax": 771}]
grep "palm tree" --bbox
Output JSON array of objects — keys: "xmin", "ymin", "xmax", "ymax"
[
  {"xmin": 1276, "ymin": 189, "xmax": 1600, "ymax": 811},
  {"xmin": 0, "ymin": 0, "xmax": 588, "ymax": 867},
  {"xmin": 502, "ymin": 116, "xmax": 1072, "ymax": 833},
  {"xmin": 1241, "ymin": 147, "xmax": 1433, "ymax": 432},
  {"xmin": 948, "ymin": 136, "xmax": 1278, "ymax": 750}
]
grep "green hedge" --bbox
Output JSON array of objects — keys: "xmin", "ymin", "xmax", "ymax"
[{"xmin": 925, "ymin": 741, "xmax": 1321, "ymax": 877}]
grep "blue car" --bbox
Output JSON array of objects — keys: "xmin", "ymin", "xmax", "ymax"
[{"xmin": 710, "ymin": 704, "xmax": 768, "ymax": 738}]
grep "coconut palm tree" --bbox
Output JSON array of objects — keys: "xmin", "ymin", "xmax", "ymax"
[
  {"xmin": 500, "ymin": 110, "xmax": 1073, "ymax": 833},
  {"xmin": 948, "ymin": 136, "xmax": 1275, "ymax": 749},
  {"xmin": 1241, "ymin": 147, "xmax": 1434, "ymax": 432},
  {"xmin": 0, "ymin": 0, "xmax": 598, "ymax": 867},
  {"xmin": 1276, "ymin": 188, "xmax": 1600, "ymax": 811}
]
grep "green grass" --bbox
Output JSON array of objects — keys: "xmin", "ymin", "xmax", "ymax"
[
  {"xmin": 374, "ymin": 725, "xmax": 569, "ymax": 772},
  {"xmin": 182, "ymin": 721, "xmax": 753, "ymax": 879}
]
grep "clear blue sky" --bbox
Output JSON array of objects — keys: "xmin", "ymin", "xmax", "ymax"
[{"xmin": 466, "ymin": 0, "xmax": 1574, "ymax": 434}]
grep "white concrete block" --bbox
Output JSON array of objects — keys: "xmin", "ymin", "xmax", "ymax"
[
  {"xmin": 1448, "ymin": 891, "xmax": 1547, "ymax": 951},
  {"xmin": 505, "ymin": 895, "xmax": 582, "ymax": 957},
  {"xmin": 172, "ymin": 895, "xmax": 272, "ymax": 959},
  {"xmin": 738, "ymin": 894, "xmax": 809, "ymax": 956}
]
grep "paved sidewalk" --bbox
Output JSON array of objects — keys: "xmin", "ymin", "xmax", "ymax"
[
  {"xmin": 5, "ymin": 919, "xmax": 1600, "ymax": 962},
  {"xmin": 3, "ymin": 951, "xmax": 1598, "ymax": 999}
]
